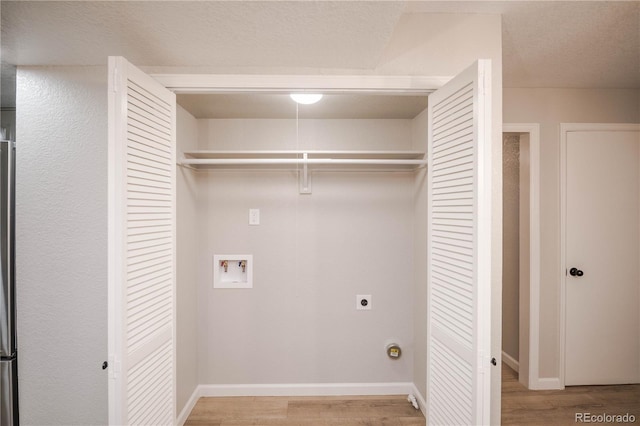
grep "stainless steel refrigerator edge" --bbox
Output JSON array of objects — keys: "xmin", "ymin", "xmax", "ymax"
[{"xmin": 0, "ymin": 139, "xmax": 17, "ymax": 426}]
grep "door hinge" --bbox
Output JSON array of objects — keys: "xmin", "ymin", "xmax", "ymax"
[
  {"xmin": 112, "ymin": 67, "xmax": 118, "ymax": 93},
  {"xmin": 485, "ymin": 73, "xmax": 490, "ymax": 97},
  {"xmin": 478, "ymin": 351, "xmax": 491, "ymax": 374},
  {"xmin": 109, "ymin": 355, "xmax": 121, "ymax": 380}
]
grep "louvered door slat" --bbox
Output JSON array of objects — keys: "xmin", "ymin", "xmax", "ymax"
[
  {"xmin": 127, "ymin": 122, "xmax": 172, "ymax": 147},
  {"xmin": 433, "ymin": 240, "xmax": 473, "ymax": 257},
  {"xmin": 127, "ymin": 132, "xmax": 172, "ymax": 155},
  {"xmin": 128, "ymin": 274, "xmax": 172, "ymax": 299},
  {"xmin": 128, "ymin": 218, "xmax": 172, "ymax": 227},
  {"xmin": 128, "ymin": 144, "xmax": 172, "ymax": 165},
  {"xmin": 427, "ymin": 60, "xmax": 492, "ymax": 425},
  {"xmin": 434, "ymin": 142, "xmax": 475, "ymax": 162},
  {"xmin": 109, "ymin": 56, "xmax": 176, "ymax": 426},
  {"xmin": 127, "ymin": 150, "xmax": 173, "ymax": 172},
  {"xmin": 433, "ymin": 199, "xmax": 473, "ymax": 211},
  {"xmin": 128, "ymin": 114, "xmax": 172, "ymax": 142},
  {"xmin": 127, "ymin": 283, "xmax": 172, "ymax": 312},
  {"xmin": 128, "ymin": 171, "xmax": 172, "ymax": 188},
  {"xmin": 128, "ymin": 224, "xmax": 172, "ymax": 235},
  {"xmin": 432, "ymin": 233, "xmax": 473, "ymax": 246},
  {"xmin": 432, "ymin": 299, "xmax": 473, "ymax": 333},
  {"xmin": 433, "ymin": 167, "xmax": 474, "ymax": 182},
  {"xmin": 432, "ymin": 129, "xmax": 474, "ymax": 151},
  {"xmin": 128, "ymin": 182, "xmax": 172, "ymax": 195},
  {"xmin": 128, "ymin": 101, "xmax": 173, "ymax": 132},
  {"xmin": 128, "ymin": 81, "xmax": 172, "ymax": 115},
  {"xmin": 433, "ymin": 111, "xmax": 475, "ymax": 138},
  {"xmin": 128, "ymin": 106, "xmax": 172, "ymax": 133},
  {"xmin": 432, "ymin": 84, "xmax": 474, "ymax": 117},
  {"xmin": 127, "ymin": 340, "xmax": 172, "ymax": 424},
  {"xmin": 433, "ymin": 102, "xmax": 474, "ymax": 129},
  {"xmin": 432, "ymin": 245, "xmax": 473, "ymax": 263},
  {"xmin": 127, "ymin": 161, "xmax": 173, "ymax": 180},
  {"xmin": 127, "ymin": 302, "xmax": 172, "ymax": 337},
  {"xmin": 127, "ymin": 235, "xmax": 172, "ymax": 251},
  {"xmin": 432, "ymin": 269, "xmax": 473, "ymax": 291},
  {"xmin": 127, "ymin": 260, "xmax": 171, "ymax": 279},
  {"xmin": 431, "ymin": 262, "xmax": 473, "ymax": 284}
]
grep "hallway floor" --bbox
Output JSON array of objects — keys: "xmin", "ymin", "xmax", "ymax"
[{"xmin": 502, "ymin": 363, "xmax": 640, "ymax": 425}]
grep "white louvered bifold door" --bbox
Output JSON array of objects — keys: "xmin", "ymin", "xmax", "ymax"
[
  {"xmin": 426, "ymin": 60, "xmax": 492, "ymax": 425},
  {"xmin": 108, "ymin": 56, "xmax": 176, "ymax": 426}
]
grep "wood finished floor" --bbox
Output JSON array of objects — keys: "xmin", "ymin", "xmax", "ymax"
[
  {"xmin": 185, "ymin": 365, "xmax": 640, "ymax": 425},
  {"xmin": 184, "ymin": 395, "xmax": 425, "ymax": 426},
  {"xmin": 502, "ymin": 363, "xmax": 640, "ymax": 425}
]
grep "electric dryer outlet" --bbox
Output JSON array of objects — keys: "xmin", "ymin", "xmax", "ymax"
[{"xmin": 356, "ymin": 295, "xmax": 372, "ymax": 310}]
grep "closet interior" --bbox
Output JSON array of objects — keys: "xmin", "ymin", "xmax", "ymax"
[{"xmin": 175, "ymin": 91, "xmax": 430, "ymax": 396}]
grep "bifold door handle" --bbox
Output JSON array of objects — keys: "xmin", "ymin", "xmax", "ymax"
[{"xmin": 569, "ymin": 268, "xmax": 584, "ymax": 277}]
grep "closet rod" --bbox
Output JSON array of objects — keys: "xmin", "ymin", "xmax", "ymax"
[{"xmin": 179, "ymin": 158, "xmax": 427, "ymax": 166}]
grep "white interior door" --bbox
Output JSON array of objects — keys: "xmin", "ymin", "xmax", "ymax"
[
  {"xmin": 426, "ymin": 59, "xmax": 492, "ymax": 425},
  {"xmin": 108, "ymin": 56, "xmax": 177, "ymax": 425},
  {"xmin": 564, "ymin": 126, "xmax": 640, "ymax": 386}
]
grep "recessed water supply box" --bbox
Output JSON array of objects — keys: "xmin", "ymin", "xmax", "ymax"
[{"xmin": 213, "ymin": 254, "xmax": 253, "ymax": 288}]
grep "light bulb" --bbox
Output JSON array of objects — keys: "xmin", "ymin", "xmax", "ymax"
[{"xmin": 290, "ymin": 93, "xmax": 323, "ymax": 105}]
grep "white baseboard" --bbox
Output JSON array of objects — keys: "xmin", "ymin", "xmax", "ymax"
[
  {"xmin": 531, "ymin": 377, "xmax": 563, "ymax": 390},
  {"xmin": 177, "ymin": 381, "xmax": 423, "ymax": 424},
  {"xmin": 176, "ymin": 386, "xmax": 201, "ymax": 426},
  {"xmin": 502, "ymin": 350, "xmax": 519, "ymax": 373},
  {"xmin": 199, "ymin": 381, "xmax": 415, "ymax": 397},
  {"xmin": 410, "ymin": 383, "xmax": 427, "ymax": 418}
]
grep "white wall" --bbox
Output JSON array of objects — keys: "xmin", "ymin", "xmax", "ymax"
[
  {"xmin": 195, "ymin": 118, "xmax": 416, "ymax": 385},
  {"xmin": 197, "ymin": 118, "xmax": 412, "ymax": 151},
  {"xmin": 504, "ymin": 88, "xmax": 640, "ymax": 380},
  {"xmin": 176, "ymin": 105, "xmax": 199, "ymax": 414},
  {"xmin": 16, "ymin": 66, "xmax": 108, "ymax": 425}
]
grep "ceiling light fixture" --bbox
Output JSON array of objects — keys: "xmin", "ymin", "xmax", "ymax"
[{"xmin": 290, "ymin": 93, "xmax": 323, "ymax": 105}]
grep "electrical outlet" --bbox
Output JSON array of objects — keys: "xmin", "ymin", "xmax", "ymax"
[
  {"xmin": 356, "ymin": 295, "xmax": 372, "ymax": 310},
  {"xmin": 249, "ymin": 208, "xmax": 260, "ymax": 225}
]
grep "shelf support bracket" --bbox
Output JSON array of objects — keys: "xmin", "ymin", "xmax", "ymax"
[{"xmin": 299, "ymin": 152, "xmax": 312, "ymax": 194}]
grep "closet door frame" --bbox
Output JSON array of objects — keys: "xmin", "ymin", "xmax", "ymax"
[
  {"xmin": 150, "ymin": 74, "xmax": 450, "ymax": 94},
  {"xmin": 146, "ymin": 70, "xmax": 499, "ymax": 423}
]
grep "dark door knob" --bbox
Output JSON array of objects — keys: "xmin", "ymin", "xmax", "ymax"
[{"xmin": 569, "ymin": 267, "xmax": 584, "ymax": 277}]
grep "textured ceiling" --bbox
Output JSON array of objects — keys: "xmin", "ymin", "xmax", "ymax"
[
  {"xmin": 0, "ymin": 1, "xmax": 404, "ymax": 69},
  {"xmin": 406, "ymin": 1, "xmax": 640, "ymax": 88},
  {"xmin": 503, "ymin": 2, "xmax": 639, "ymax": 88},
  {"xmin": 1, "ymin": 1, "xmax": 639, "ymax": 89}
]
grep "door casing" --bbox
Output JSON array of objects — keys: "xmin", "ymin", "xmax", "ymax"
[
  {"xmin": 502, "ymin": 123, "xmax": 541, "ymax": 390},
  {"xmin": 559, "ymin": 122, "xmax": 640, "ymax": 388}
]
